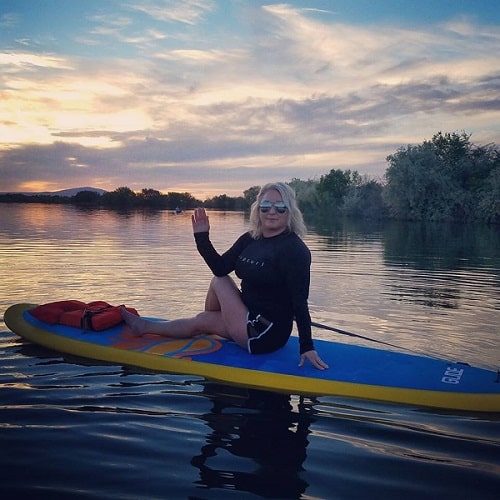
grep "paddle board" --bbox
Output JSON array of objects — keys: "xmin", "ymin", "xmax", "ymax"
[{"xmin": 4, "ymin": 303, "xmax": 500, "ymax": 412}]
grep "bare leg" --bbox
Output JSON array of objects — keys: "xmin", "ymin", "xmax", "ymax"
[
  {"xmin": 120, "ymin": 276, "xmax": 250, "ymax": 349},
  {"xmin": 204, "ymin": 278, "xmax": 221, "ymax": 312},
  {"xmin": 120, "ymin": 308, "xmax": 204, "ymax": 338},
  {"xmin": 204, "ymin": 273, "xmax": 240, "ymax": 311}
]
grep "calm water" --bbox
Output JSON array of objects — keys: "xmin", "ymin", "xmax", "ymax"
[{"xmin": 0, "ymin": 204, "xmax": 499, "ymax": 499}]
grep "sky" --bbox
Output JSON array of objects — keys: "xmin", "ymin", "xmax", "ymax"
[{"xmin": 1, "ymin": 1, "xmax": 499, "ymax": 199}]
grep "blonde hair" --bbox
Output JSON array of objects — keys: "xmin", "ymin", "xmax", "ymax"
[{"xmin": 249, "ymin": 182, "xmax": 307, "ymax": 239}]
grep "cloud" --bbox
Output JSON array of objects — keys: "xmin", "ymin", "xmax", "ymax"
[
  {"xmin": 0, "ymin": 51, "xmax": 73, "ymax": 70},
  {"xmin": 0, "ymin": 12, "xmax": 19, "ymax": 29},
  {"xmin": 0, "ymin": 3, "xmax": 499, "ymax": 197},
  {"xmin": 126, "ymin": 0, "xmax": 215, "ymax": 25}
]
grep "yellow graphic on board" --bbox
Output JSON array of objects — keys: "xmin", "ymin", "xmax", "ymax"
[{"xmin": 111, "ymin": 330, "xmax": 222, "ymax": 360}]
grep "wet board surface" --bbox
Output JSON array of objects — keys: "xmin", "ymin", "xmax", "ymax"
[{"xmin": 4, "ymin": 303, "xmax": 500, "ymax": 412}]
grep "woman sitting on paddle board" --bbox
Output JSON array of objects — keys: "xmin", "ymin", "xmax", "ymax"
[{"xmin": 121, "ymin": 182, "xmax": 328, "ymax": 370}]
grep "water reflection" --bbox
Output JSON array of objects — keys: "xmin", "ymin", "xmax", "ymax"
[
  {"xmin": 305, "ymin": 214, "xmax": 386, "ymax": 240},
  {"xmin": 306, "ymin": 215, "xmax": 500, "ymax": 273},
  {"xmin": 191, "ymin": 384, "xmax": 314, "ymax": 497},
  {"xmin": 305, "ymin": 216, "xmax": 499, "ymax": 313},
  {"xmin": 382, "ymin": 221, "xmax": 500, "ymax": 271},
  {"xmin": 381, "ymin": 222, "xmax": 500, "ymax": 311}
]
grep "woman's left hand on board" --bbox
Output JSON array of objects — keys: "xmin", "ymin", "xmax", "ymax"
[{"xmin": 299, "ymin": 350, "xmax": 329, "ymax": 370}]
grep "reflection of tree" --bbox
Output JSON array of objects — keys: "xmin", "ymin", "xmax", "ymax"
[
  {"xmin": 383, "ymin": 221, "xmax": 500, "ymax": 271},
  {"xmin": 305, "ymin": 216, "xmax": 385, "ymax": 246},
  {"xmin": 190, "ymin": 384, "xmax": 315, "ymax": 497},
  {"xmin": 304, "ymin": 216, "xmax": 499, "ymax": 310},
  {"xmin": 382, "ymin": 221, "xmax": 500, "ymax": 309},
  {"xmin": 386, "ymin": 280, "xmax": 459, "ymax": 309}
]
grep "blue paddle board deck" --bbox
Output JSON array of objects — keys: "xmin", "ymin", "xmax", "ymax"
[{"xmin": 4, "ymin": 303, "xmax": 500, "ymax": 412}]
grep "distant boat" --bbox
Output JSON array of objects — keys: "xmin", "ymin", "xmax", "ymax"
[{"xmin": 175, "ymin": 206, "xmax": 183, "ymax": 214}]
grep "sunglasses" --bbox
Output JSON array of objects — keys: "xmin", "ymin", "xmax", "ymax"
[{"xmin": 259, "ymin": 201, "xmax": 288, "ymax": 214}]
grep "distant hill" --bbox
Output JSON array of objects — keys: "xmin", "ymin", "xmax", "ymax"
[
  {"xmin": 49, "ymin": 187, "xmax": 107, "ymax": 197},
  {"xmin": 4, "ymin": 187, "xmax": 108, "ymax": 197}
]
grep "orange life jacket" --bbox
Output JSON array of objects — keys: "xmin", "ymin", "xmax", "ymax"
[{"xmin": 30, "ymin": 300, "xmax": 139, "ymax": 331}]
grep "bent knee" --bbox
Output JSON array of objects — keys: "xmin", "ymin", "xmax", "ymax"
[
  {"xmin": 210, "ymin": 275, "xmax": 232, "ymax": 284},
  {"xmin": 210, "ymin": 275, "xmax": 239, "ymax": 292}
]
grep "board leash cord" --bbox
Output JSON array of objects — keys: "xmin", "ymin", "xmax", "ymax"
[{"xmin": 310, "ymin": 320, "xmax": 495, "ymax": 366}]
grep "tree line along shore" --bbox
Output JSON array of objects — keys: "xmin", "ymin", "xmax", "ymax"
[{"xmin": 2, "ymin": 132, "xmax": 499, "ymax": 224}]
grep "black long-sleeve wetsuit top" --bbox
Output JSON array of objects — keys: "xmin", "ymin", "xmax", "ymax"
[{"xmin": 194, "ymin": 230, "xmax": 314, "ymax": 354}]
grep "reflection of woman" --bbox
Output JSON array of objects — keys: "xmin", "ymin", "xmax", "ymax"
[
  {"xmin": 121, "ymin": 182, "xmax": 327, "ymax": 369},
  {"xmin": 191, "ymin": 385, "xmax": 313, "ymax": 497}
]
